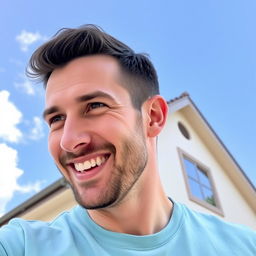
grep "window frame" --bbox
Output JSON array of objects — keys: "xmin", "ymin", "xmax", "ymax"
[{"xmin": 178, "ymin": 148, "xmax": 224, "ymax": 216}]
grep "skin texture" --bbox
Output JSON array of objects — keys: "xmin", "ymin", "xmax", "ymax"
[{"xmin": 44, "ymin": 55, "xmax": 172, "ymax": 235}]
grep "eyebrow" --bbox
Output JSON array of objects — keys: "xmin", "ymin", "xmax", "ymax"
[
  {"xmin": 43, "ymin": 91, "xmax": 115, "ymax": 119},
  {"xmin": 76, "ymin": 91, "xmax": 115, "ymax": 103}
]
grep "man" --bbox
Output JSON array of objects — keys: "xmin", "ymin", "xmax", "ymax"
[{"xmin": 0, "ymin": 25, "xmax": 255, "ymax": 255}]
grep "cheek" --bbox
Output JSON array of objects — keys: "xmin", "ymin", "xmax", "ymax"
[
  {"xmin": 85, "ymin": 117, "xmax": 125, "ymax": 144},
  {"xmin": 100, "ymin": 115, "xmax": 135, "ymax": 137},
  {"xmin": 48, "ymin": 132, "xmax": 61, "ymax": 161}
]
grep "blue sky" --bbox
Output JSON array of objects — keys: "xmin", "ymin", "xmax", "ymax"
[{"xmin": 0, "ymin": 0, "xmax": 255, "ymax": 216}]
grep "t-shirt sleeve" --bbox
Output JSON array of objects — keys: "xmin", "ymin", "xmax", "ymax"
[{"xmin": 0, "ymin": 219, "xmax": 25, "ymax": 256}]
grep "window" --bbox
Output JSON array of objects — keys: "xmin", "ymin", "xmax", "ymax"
[
  {"xmin": 179, "ymin": 149, "xmax": 223, "ymax": 215},
  {"xmin": 178, "ymin": 122, "xmax": 190, "ymax": 140}
]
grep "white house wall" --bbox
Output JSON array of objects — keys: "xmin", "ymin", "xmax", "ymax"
[{"xmin": 158, "ymin": 110, "xmax": 256, "ymax": 229}]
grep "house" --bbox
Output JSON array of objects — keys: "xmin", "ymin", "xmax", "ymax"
[{"xmin": 0, "ymin": 93, "xmax": 255, "ymax": 228}]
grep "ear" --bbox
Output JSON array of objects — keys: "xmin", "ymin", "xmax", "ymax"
[{"xmin": 144, "ymin": 95, "xmax": 168, "ymax": 138}]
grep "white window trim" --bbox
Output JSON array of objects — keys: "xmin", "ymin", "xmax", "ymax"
[{"xmin": 178, "ymin": 147, "xmax": 224, "ymax": 216}]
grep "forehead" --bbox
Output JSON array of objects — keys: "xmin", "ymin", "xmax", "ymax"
[{"xmin": 45, "ymin": 55, "xmax": 130, "ymax": 105}]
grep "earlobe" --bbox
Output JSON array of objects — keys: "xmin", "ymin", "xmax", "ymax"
[{"xmin": 146, "ymin": 95, "xmax": 168, "ymax": 137}]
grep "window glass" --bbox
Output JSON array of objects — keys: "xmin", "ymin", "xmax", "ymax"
[
  {"xmin": 181, "ymin": 154, "xmax": 219, "ymax": 210},
  {"xmin": 188, "ymin": 178, "xmax": 204, "ymax": 200},
  {"xmin": 202, "ymin": 187, "xmax": 216, "ymax": 206},
  {"xmin": 198, "ymin": 167, "xmax": 211, "ymax": 188},
  {"xmin": 183, "ymin": 158, "xmax": 197, "ymax": 179}
]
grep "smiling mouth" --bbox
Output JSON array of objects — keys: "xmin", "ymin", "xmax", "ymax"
[{"xmin": 72, "ymin": 154, "xmax": 110, "ymax": 173}]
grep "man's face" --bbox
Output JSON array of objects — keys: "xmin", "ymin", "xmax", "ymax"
[{"xmin": 44, "ymin": 55, "xmax": 148, "ymax": 209}]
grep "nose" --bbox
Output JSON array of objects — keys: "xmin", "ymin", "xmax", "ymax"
[{"xmin": 60, "ymin": 116, "xmax": 91, "ymax": 153}]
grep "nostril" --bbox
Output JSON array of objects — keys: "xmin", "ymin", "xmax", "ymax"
[
  {"xmin": 60, "ymin": 134, "xmax": 91, "ymax": 153},
  {"xmin": 74, "ymin": 142, "xmax": 88, "ymax": 150}
]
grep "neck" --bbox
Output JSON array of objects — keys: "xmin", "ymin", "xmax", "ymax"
[{"xmin": 87, "ymin": 167, "xmax": 173, "ymax": 235}]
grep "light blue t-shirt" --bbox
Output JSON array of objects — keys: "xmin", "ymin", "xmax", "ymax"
[{"xmin": 0, "ymin": 201, "xmax": 255, "ymax": 255}]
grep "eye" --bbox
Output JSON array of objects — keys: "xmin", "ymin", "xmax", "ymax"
[
  {"xmin": 86, "ymin": 102, "xmax": 108, "ymax": 112},
  {"xmin": 48, "ymin": 115, "xmax": 65, "ymax": 126}
]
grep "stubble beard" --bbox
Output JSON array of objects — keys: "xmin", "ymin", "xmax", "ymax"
[{"xmin": 59, "ymin": 118, "xmax": 148, "ymax": 210}]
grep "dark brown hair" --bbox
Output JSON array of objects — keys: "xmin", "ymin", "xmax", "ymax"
[{"xmin": 27, "ymin": 24, "xmax": 159, "ymax": 109}]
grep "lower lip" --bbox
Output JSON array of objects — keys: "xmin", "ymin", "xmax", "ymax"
[{"xmin": 71, "ymin": 157, "xmax": 109, "ymax": 182}]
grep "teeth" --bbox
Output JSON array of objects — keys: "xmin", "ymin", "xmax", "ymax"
[
  {"xmin": 74, "ymin": 156, "xmax": 107, "ymax": 172},
  {"xmin": 83, "ymin": 161, "xmax": 91, "ymax": 169},
  {"xmin": 96, "ymin": 156, "xmax": 101, "ymax": 166},
  {"xmin": 101, "ymin": 156, "xmax": 106, "ymax": 164},
  {"xmin": 91, "ymin": 158, "xmax": 96, "ymax": 167},
  {"xmin": 77, "ymin": 163, "xmax": 83, "ymax": 171}
]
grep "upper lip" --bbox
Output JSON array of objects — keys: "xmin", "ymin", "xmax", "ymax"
[{"xmin": 66, "ymin": 152, "xmax": 111, "ymax": 165}]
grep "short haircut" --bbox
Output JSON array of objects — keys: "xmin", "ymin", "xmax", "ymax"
[{"xmin": 27, "ymin": 24, "xmax": 159, "ymax": 109}]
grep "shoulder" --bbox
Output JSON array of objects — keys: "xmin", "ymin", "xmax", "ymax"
[
  {"xmin": 180, "ymin": 202, "xmax": 255, "ymax": 234},
  {"xmin": 177, "ymin": 202, "xmax": 256, "ymax": 254},
  {"xmin": 0, "ymin": 206, "xmax": 81, "ymax": 256},
  {"xmin": 1, "ymin": 206, "xmax": 76, "ymax": 233}
]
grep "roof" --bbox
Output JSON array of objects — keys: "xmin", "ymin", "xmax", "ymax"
[{"xmin": 167, "ymin": 91, "xmax": 190, "ymax": 104}]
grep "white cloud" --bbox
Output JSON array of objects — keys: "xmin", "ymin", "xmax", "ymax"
[
  {"xmin": 16, "ymin": 30, "xmax": 47, "ymax": 52},
  {"xmin": 0, "ymin": 90, "xmax": 23, "ymax": 143},
  {"xmin": 28, "ymin": 116, "xmax": 44, "ymax": 140},
  {"xmin": 0, "ymin": 143, "xmax": 44, "ymax": 216},
  {"xmin": 9, "ymin": 58, "xmax": 24, "ymax": 67},
  {"xmin": 16, "ymin": 180, "xmax": 44, "ymax": 194},
  {"xmin": 15, "ymin": 74, "xmax": 35, "ymax": 95}
]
